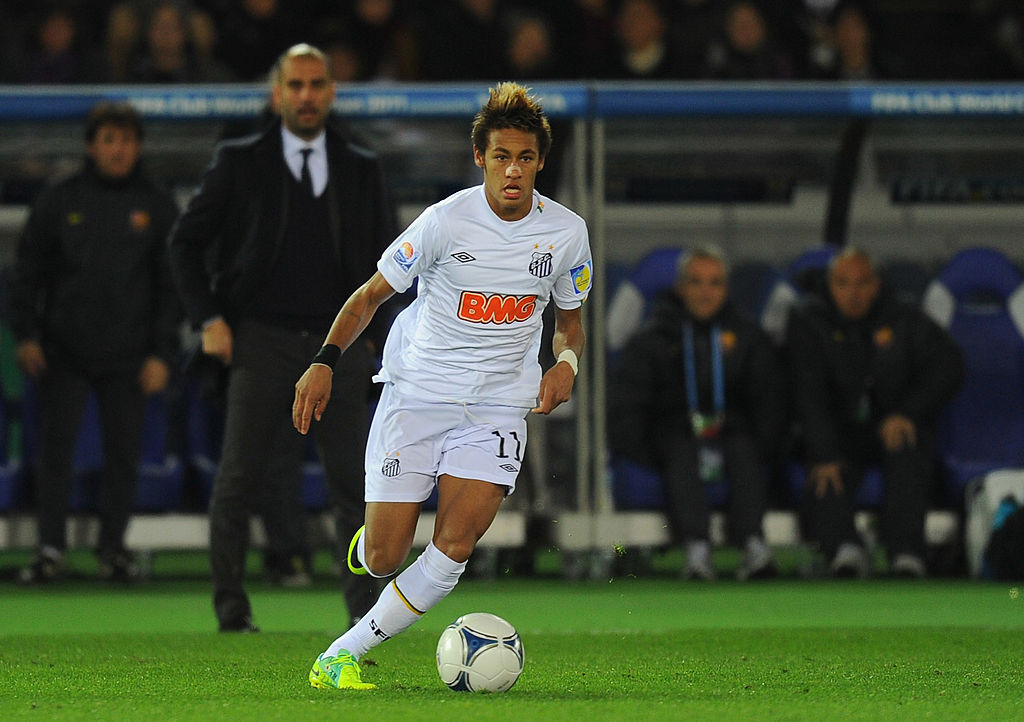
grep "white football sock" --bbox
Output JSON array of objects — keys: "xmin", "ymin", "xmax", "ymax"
[{"xmin": 325, "ymin": 542, "xmax": 467, "ymax": 660}]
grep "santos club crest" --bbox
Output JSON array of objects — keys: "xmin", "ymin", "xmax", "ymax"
[{"xmin": 529, "ymin": 251, "xmax": 553, "ymax": 278}]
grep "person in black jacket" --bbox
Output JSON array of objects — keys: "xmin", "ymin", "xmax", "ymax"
[
  {"xmin": 785, "ymin": 247, "xmax": 964, "ymax": 578},
  {"xmin": 168, "ymin": 44, "xmax": 397, "ymax": 632},
  {"xmin": 10, "ymin": 101, "xmax": 180, "ymax": 583},
  {"xmin": 610, "ymin": 245, "xmax": 787, "ymax": 580}
]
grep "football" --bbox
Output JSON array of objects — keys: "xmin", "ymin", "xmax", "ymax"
[{"xmin": 436, "ymin": 612, "xmax": 524, "ymax": 692}]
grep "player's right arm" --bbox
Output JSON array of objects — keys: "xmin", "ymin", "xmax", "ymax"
[{"xmin": 293, "ymin": 271, "xmax": 397, "ymax": 434}]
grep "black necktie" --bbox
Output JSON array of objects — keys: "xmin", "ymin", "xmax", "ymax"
[{"xmin": 299, "ymin": 148, "xmax": 313, "ymax": 196}]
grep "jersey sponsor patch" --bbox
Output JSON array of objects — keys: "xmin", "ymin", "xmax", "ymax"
[
  {"xmin": 457, "ymin": 291, "xmax": 537, "ymax": 324},
  {"xmin": 392, "ymin": 241, "xmax": 419, "ymax": 272},
  {"xmin": 570, "ymin": 261, "xmax": 592, "ymax": 295}
]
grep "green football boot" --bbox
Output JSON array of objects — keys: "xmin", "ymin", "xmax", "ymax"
[{"xmin": 309, "ymin": 651, "xmax": 376, "ymax": 691}]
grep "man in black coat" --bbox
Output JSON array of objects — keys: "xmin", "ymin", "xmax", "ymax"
[
  {"xmin": 10, "ymin": 101, "xmax": 180, "ymax": 583},
  {"xmin": 785, "ymin": 247, "xmax": 964, "ymax": 578},
  {"xmin": 610, "ymin": 245, "xmax": 787, "ymax": 580},
  {"xmin": 168, "ymin": 44, "xmax": 397, "ymax": 631}
]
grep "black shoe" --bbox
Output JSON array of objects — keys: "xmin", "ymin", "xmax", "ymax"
[
  {"xmin": 219, "ymin": 616, "xmax": 260, "ymax": 633},
  {"xmin": 18, "ymin": 548, "xmax": 65, "ymax": 584},
  {"xmin": 98, "ymin": 549, "xmax": 141, "ymax": 583}
]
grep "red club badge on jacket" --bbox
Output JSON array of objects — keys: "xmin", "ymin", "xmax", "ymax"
[{"xmin": 129, "ymin": 210, "xmax": 151, "ymax": 232}]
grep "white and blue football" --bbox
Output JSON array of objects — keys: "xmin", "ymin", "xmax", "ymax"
[{"xmin": 436, "ymin": 612, "xmax": 524, "ymax": 692}]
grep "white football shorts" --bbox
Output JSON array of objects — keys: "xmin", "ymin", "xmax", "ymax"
[{"xmin": 363, "ymin": 382, "xmax": 529, "ymax": 503}]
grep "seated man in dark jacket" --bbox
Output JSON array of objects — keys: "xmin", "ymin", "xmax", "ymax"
[
  {"xmin": 610, "ymin": 245, "xmax": 787, "ymax": 580},
  {"xmin": 785, "ymin": 247, "xmax": 964, "ymax": 578}
]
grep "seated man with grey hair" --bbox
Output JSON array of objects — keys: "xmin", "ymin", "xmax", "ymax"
[{"xmin": 610, "ymin": 245, "xmax": 787, "ymax": 580}]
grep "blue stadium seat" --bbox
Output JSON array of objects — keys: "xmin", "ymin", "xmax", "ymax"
[
  {"xmin": 728, "ymin": 259, "xmax": 799, "ymax": 345},
  {"xmin": 784, "ymin": 461, "xmax": 885, "ymax": 509},
  {"xmin": 0, "ymin": 389, "xmax": 22, "ymax": 511},
  {"xmin": 183, "ymin": 377, "xmax": 223, "ymax": 507},
  {"xmin": 21, "ymin": 381, "xmax": 184, "ymax": 512},
  {"xmin": 606, "ymin": 246, "xmax": 685, "ymax": 352},
  {"xmin": 923, "ymin": 247, "xmax": 1024, "ymax": 503},
  {"xmin": 611, "ymin": 457, "xmax": 728, "ymax": 510},
  {"xmin": 881, "ymin": 258, "xmax": 933, "ymax": 305},
  {"xmin": 135, "ymin": 393, "xmax": 185, "ymax": 511},
  {"xmin": 784, "ymin": 244, "xmax": 839, "ymax": 296}
]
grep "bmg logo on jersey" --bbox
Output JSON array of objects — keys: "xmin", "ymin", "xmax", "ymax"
[{"xmin": 458, "ymin": 291, "xmax": 537, "ymax": 324}]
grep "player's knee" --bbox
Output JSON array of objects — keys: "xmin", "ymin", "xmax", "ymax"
[
  {"xmin": 364, "ymin": 546, "xmax": 403, "ymax": 578},
  {"xmin": 432, "ymin": 535, "xmax": 475, "ymax": 564}
]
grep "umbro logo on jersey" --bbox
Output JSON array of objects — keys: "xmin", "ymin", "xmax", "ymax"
[
  {"xmin": 529, "ymin": 251, "xmax": 553, "ymax": 278},
  {"xmin": 381, "ymin": 457, "xmax": 400, "ymax": 477},
  {"xmin": 451, "ymin": 251, "xmax": 476, "ymax": 263},
  {"xmin": 499, "ymin": 463, "xmax": 519, "ymax": 473},
  {"xmin": 458, "ymin": 291, "xmax": 537, "ymax": 324}
]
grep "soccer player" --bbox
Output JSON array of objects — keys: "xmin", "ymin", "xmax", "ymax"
[{"xmin": 293, "ymin": 82, "xmax": 592, "ymax": 690}]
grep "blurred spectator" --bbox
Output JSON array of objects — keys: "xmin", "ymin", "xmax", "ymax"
[
  {"xmin": 601, "ymin": 0, "xmax": 689, "ymax": 79},
  {"xmin": 500, "ymin": 9, "xmax": 570, "ymax": 198},
  {"xmin": 413, "ymin": 0, "xmax": 505, "ymax": 81},
  {"xmin": 503, "ymin": 9, "xmax": 563, "ymax": 80},
  {"xmin": 9, "ymin": 102, "xmax": 180, "ymax": 584},
  {"xmin": 561, "ymin": 0, "xmax": 617, "ymax": 79},
  {"xmin": 349, "ymin": 0, "xmax": 419, "ymax": 81},
  {"xmin": 18, "ymin": 3, "xmax": 96, "ymax": 84},
  {"xmin": 211, "ymin": 0, "xmax": 307, "ymax": 81},
  {"xmin": 666, "ymin": 0, "xmax": 722, "ymax": 79},
  {"xmin": 784, "ymin": 248, "xmax": 964, "ymax": 578},
  {"xmin": 96, "ymin": 2, "xmax": 142, "ymax": 83},
  {"xmin": 610, "ymin": 246, "xmax": 787, "ymax": 581},
  {"xmin": 702, "ymin": 1, "xmax": 794, "ymax": 79},
  {"xmin": 808, "ymin": 1, "xmax": 906, "ymax": 80},
  {"xmin": 127, "ymin": 0, "xmax": 234, "ymax": 83}
]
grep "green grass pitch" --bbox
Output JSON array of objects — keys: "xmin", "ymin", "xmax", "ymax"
[{"xmin": 1, "ymin": 551, "xmax": 1022, "ymax": 721}]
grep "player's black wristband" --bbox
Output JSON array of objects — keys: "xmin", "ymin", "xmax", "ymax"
[{"xmin": 311, "ymin": 343, "xmax": 341, "ymax": 371}]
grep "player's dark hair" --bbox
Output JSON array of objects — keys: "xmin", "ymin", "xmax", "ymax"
[
  {"xmin": 471, "ymin": 82, "xmax": 552, "ymax": 159},
  {"xmin": 85, "ymin": 101, "xmax": 144, "ymax": 143}
]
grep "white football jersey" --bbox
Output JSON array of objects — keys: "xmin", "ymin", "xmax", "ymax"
[{"xmin": 376, "ymin": 185, "xmax": 592, "ymax": 407}]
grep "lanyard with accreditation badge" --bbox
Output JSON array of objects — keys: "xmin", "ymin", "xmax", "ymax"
[{"xmin": 683, "ymin": 320, "xmax": 725, "ymax": 483}]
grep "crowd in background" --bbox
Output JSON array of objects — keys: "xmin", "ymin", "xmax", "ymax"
[{"xmin": 2, "ymin": 0, "xmax": 1024, "ymax": 87}]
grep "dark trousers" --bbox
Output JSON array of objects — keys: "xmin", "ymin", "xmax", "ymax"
[
  {"xmin": 210, "ymin": 319, "xmax": 377, "ymax": 626},
  {"xmin": 659, "ymin": 427, "xmax": 768, "ymax": 544},
  {"xmin": 803, "ymin": 429, "xmax": 934, "ymax": 560},
  {"xmin": 34, "ymin": 360, "xmax": 145, "ymax": 554}
]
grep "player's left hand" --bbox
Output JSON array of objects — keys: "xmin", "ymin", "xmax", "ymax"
[{"xmin": 532, "ymin": 361, "xmax": 575, "ymax": 415}]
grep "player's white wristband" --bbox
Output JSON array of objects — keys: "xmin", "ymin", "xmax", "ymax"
[{"xmin": 557, "ymin": 349, "xmax": 579, "ymax": 376}]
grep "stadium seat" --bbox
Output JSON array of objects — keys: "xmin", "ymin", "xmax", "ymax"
[
  {"xmin": 605, "ymin": 246, "xmax": 685, "ymax": 352},
  {"xmin": 728, "ymin": 259, "xmax": 798, "ymax": 345},
  {"xmin": 923, "ymin": 247, "xmax": 1024, "ymax": 503},
  {"xmin": 21, "ymin": 380, "xmax": 184, "ymax": 512},
  {"xmin": 784, "ymin": 244, "xmax": 839, "ymax": 297},
  {"xmin": 611, "ymin": 457, "xmax": 728, "ymax": 510},
  {"xmin": 135, "ymin": 392, "xmax": 185, "ymax": 511},
  {"xmin": 784, "ymin": 460, "xmax": 885, "ymax": 509},
  {"xmin": 0, "ymin": 388, "xmax": 21, "ymax": 511},
  {"xmin": 183, "ymin": 377, "xmax": 223, "ymax": 507},
  {"xmin": 881, "ymin": 258, "xmax": 933, "ymax": 305}
]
